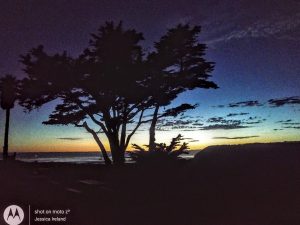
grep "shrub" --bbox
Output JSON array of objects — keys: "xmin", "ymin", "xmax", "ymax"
[{"xmin": 129, "ymin": 134, "xmax": 189, "ymax": 164}]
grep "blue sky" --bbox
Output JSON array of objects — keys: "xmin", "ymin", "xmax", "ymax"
[{"xmin": 0, "ymin": 0, "xmax": 299, "ymax": 152}]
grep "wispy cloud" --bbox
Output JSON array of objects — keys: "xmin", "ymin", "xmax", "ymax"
[
  {"xmin": 226, "ymin": 112, "xmax": 249, "ymax": 117},
  {"xmin": 203, "ymin": 0, "xmax": 300, "ymax": 45},
  {"xmin": 207, "ymin": 116, "xmax": 226, "ymax": 123},
  {"xmin": 200, "ymin": 124, "xmax": 250, "ymax": 130},
  {"xmin": 268, "ymin": 96, "xmax": 300, "ymax": 107},
  {"xmin": 276, "ymin": 119, "xmax": 300, "ymax": 126},
  {"xmin": 157, "ymin": 117, "xmax": 204, "ymax": 131},
  {"xmin": 213, "ymin": 96, "xmax": 300, "ymax": 109},
  {"xmin": 229, "ymin": 101, "xmax": 263, "ymax": 107},
  {"xmin": 244, "ymin": 116, "xmax": 266, "ymax": 124},
  {"xmin": 277, "ymin": 119, "xmax": 293, "ymax": 123},
  {"xmin": 244, "ymin": 121, "xmax": 263, "ymax": 125},
  {"xmin": 200, "ymin": 115, "xmax": 261, "ymax": 130},
  {"xmin": 57, "ymin": 137, "xmax": 83, "ymax": 141},
  {"xmin": 214, "ymin": 100, "xmax": 263, "ymax": 108},
  {"xmin": 283, "ymin": 126, "xmax": 300, "ymax": 130},
  {"xmin": 213, "ymin": 135, "xmax": 259, "ymax": 140},
  {"xmin": 207, "ymin": 16, "xmax": 300, "ymax": 44}
]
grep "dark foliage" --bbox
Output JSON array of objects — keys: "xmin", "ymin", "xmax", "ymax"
[
  {"xmin": 0, "ymin": 75, "xmax": 19, "ymax": 110},
  {"xmin": 129, "ymin": 134, "xmax": 189, "ymax": 164},
  {"xmin": 145, "ymin": 24, "xmax": 218, "ymax": 150},
  {"xmin": 19, "ymin": 21, "xmax": 217, "ymax": 165}
]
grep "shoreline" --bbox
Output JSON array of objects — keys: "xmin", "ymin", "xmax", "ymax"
[{"xmin": 0, "ymin": 144, "xmax": 299, "ymax": 225}]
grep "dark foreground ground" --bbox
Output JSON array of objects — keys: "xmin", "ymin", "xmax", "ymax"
[{"xmin": 0, "ymin": 142, "xmax": 300, "ymax": 225}]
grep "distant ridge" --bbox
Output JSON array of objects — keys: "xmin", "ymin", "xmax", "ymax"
[{"xmin": 194, "ymin": 141, "xmax": 300, "ymax": 160}]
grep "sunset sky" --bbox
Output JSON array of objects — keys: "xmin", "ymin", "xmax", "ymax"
[{"xmin": 0, "ymin": 0, "xmax": 299, "ymax": 152}]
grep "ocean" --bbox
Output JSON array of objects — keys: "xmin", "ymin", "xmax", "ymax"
[{"xmin": 9, "ymin": 151, "xmax": 197, "ymax": 164}]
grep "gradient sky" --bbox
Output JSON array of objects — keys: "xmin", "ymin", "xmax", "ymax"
[{"xmin": 0, "ymin": 0, "xmax": 299, "ymax": 152}]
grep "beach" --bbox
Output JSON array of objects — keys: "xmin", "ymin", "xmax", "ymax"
[{"xmin": 1, "ymin": 145, "xmax": 300, "ymax": 225}]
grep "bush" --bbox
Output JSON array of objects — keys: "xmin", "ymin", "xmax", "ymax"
[{"xmin": 129, "ymin": 134, "xmax": 189, "ymax": 164}]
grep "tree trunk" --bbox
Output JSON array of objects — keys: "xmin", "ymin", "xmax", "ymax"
[
  {"xmin": 101, "ymin": 148, "xmax": 111, "ymax": 165},
  {"xmin": 82, "ymin": 122, "xmax": 112, "ymax": 165},
  {"xmin": 3, "ymin": 109, "xmax": 10, "ymax": 159},
  {"xmin": 110, "ymin": 145, "xmax": 125, "ymax": 165},
  {"xmin": 89, "ymin": 135, "xmax": 112, "ymax": 165},
  {"xmin": 109, "ymin": 136, "xmax": 125, "ymax": 165},
  {"xmin": 149, "ymin": 105, "xmax": 159, "ymax": 151},
  {"xmin": 92, "ymin": 134, "xmax": 111, "ymax": 165}
]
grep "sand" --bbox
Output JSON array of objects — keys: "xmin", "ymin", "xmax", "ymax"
[{"xmin": 0, "ymin": 146, "xmax": 299, "ymax": 225}]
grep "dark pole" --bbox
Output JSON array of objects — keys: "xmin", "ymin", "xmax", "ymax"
[{"xmin": 3, "ymin": 108, "xmax": 10, "ymax": 159}]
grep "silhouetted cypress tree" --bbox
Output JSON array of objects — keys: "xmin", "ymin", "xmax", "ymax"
[
  {"xmin": 145, "ymin": 24, "xmax": 218, "ymax": 150},
  {"xmin": 19, "ymin": 22, "xmax": 217, "ymax": 165}
]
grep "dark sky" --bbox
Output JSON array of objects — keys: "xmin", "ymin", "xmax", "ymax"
[{"xmin": 0, "ymin": 0, "xmax": 299, "ymax": 151}]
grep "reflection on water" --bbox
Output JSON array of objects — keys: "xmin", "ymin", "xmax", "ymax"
[
  {"xmin": 16, "ymin": 152, "xmax": 111, "ymax": 164},
  {"xmin": 7, "ymin": 151, "xmax": 196, "ymax": 164}
]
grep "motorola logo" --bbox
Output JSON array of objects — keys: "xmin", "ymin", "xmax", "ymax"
[{"xmin": 3, "ymin": 205, "xmax": 24, "ymax": 225}]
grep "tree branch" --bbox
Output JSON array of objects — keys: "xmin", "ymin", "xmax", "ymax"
[
  {"xmin": 75, "ymin": 122, "xmax": 111, "ymax": 165},
  {"xmin": 125, "ymin": 109, "xmax": 144, "ymax": 149},
  {"xmin": 76, "ymin": 101, "xmax": 109, "ymax": 135}
]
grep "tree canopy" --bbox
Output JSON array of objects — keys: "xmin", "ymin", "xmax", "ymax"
[
  {"xmin": 0, "ymin": 75, "xmax": 19, "ymax": 110},
  {"xmin": 19, "ymin": 21, "xmax": 218, "ymax": 165}
]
